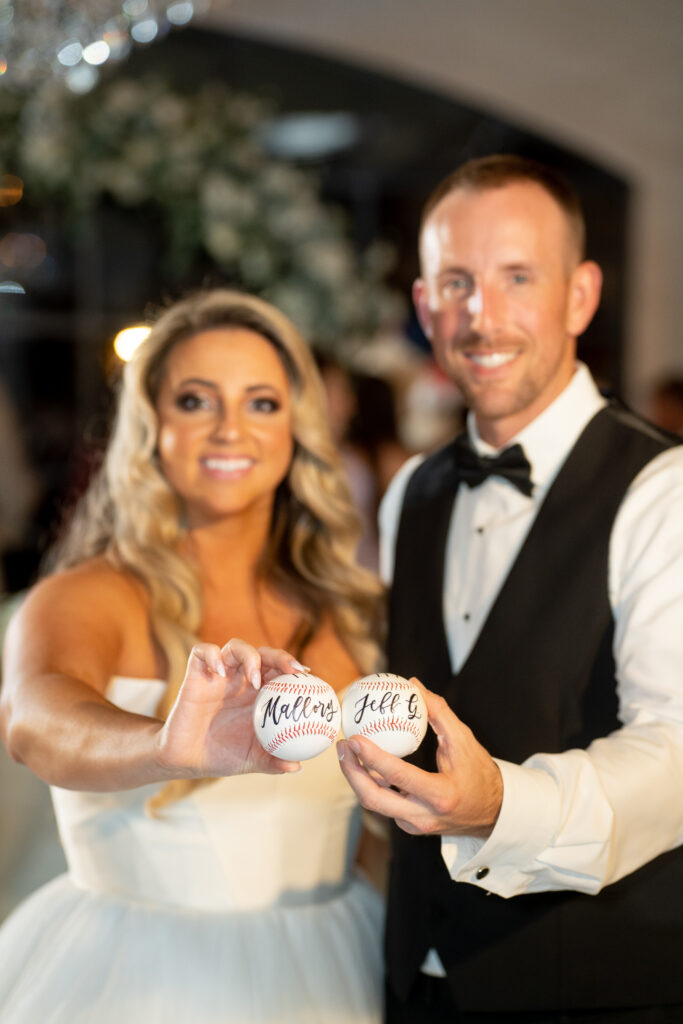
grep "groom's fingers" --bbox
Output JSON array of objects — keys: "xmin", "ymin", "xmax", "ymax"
[{"xmin": 337, "ymin": 737, "xmax": 436, "ymax": 823}]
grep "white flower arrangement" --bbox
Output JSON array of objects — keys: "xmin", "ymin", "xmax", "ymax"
[{"xmin": 2, "ymin": 75, "xmax": 406, "ymax": 351}]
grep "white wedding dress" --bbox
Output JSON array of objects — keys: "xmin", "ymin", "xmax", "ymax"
[{"xmin": 0, "ymin": 678, "xmax": 384, "ymax": 1023}]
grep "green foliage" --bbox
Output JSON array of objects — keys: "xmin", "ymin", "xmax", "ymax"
[{"xmin": 2, "ymin": 75, "xmax": 404, "ymax": 350}]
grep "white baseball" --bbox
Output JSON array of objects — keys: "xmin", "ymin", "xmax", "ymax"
[
  {"xmin": 252, "ymin": 673, "xmax": 341, "ymax": 761},
  {"xmin": 341, "ymin": 673, "xmax": 428, "ymax": 757}
]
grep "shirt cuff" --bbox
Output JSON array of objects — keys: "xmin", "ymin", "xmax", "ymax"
[{"xmin": 440, "ymin": 758, "xmax": 561, "ymax": 897}]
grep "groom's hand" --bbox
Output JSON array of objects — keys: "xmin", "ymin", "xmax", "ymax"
[{"xmin": 337, "ymin": 682, "xmax": 502, "ymax": 838}]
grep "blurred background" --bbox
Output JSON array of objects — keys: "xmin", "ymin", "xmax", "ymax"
[{"xmin": 0, "ymin": 0, "xmax": 682, "ymax": 919}]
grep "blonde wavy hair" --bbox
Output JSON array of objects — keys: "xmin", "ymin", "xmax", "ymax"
[{"xmin": 52, "ymin": 289, "xmax": 384, "ymax": 808}]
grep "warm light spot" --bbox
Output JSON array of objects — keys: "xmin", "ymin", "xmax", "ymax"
[
  {"xmin": 0, "ymin": 57, "xmax": 7, "ymax": 76},
  {"xmin": 102, "ymin": 24, "xmax": 130, "ymax": 60},
  {"xmin": 0, "ymin": 175, "xmax": 23, "ymax": 206},
  {"xmin": 114, "ymin": 325, "xmax": 151, "ymax": 361}
]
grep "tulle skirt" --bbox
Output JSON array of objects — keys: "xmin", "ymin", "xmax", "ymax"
[{"xmin": 0, "ymin": 874, "xmax": 384, "ymax": 1023}]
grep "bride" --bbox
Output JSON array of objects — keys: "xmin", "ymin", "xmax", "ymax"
[{"xmin": 0, "ymin": 289, "xmax": 386, "ymax": 1023}]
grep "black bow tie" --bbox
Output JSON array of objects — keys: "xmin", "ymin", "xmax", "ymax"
[{"xmin": 453, "ymin": 433, "xmax": 534, "ymax": 496}]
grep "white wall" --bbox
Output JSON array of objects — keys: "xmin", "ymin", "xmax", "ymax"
[{"xmin": 201, "ymin": 0, "xmax": 683, "ymax": 406}]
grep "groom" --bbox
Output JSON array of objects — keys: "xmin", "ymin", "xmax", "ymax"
[{"xmin": 339, "ymin": 154, "xmax": 683, "ymax": 1021}]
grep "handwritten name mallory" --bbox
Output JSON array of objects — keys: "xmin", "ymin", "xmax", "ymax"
[
  {"xmin": 258, "ymin": 692, "xmax": 339, "ymax": 729},
  {"xmin": 351, "ymin": 689, "xmax": 423, "ymax": 725}
]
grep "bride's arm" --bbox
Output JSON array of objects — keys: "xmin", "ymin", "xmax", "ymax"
[{"xmin": 1, "ymin": 565, "xmax": 302, "ymax": 791}]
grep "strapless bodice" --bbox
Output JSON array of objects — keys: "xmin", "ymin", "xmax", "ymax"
[{"xmin": 51, "ymin": 677, "xmax": 361, "ymax": 912}]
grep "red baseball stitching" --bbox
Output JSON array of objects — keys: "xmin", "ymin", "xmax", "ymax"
[
  {"xmin": 265, "ymin": 677, "xmax": 331, "ymax": 697},
  {"xmin": 356, "ymin": 716, "xmax": 423, "ymax": 740},
  {"xmin": 267, "ymin": 719, "xmax": 338, "ymax": 753},
  {"xmin": 352, "ymin": 675, "xmax": 411, "ymax": 693}
]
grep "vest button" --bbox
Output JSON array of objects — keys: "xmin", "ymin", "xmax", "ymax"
[{"xmin": 475, "ymin": 866, "xmax": 489, "ymax": 880}]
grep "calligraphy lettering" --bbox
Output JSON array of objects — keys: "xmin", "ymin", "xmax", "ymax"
[{"xmin": 259, "ymin": 693, "xmax": 338, "ymax": 730}]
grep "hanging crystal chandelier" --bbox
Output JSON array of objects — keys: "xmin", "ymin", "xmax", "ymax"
[{"xmin": 0, "ymin": 0, "xmax": 209, "ymax": 92}]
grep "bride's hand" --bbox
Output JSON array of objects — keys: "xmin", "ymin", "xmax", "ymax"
[{"xmin": 155, "ymin": 639, "xmax": 305, "ymax": 778}]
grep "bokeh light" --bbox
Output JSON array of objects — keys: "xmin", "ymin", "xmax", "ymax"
[
  {"xmin": 0, "ymin": 175, "xmax": 24, "ymax": 207},
  {"xmin": 114, "ymin": 325, "xmax": 151, "ymax": 361},
  {"xmin": 56, "ymin": 40, "xmax": 83, "ymax": 67},
  {"xmin": 2, "ymin": 0, "xmax": 196, "ymax": 88},
  {"xmin": 0, "ymin": 233, "xmax": 47, "ymax": 269},
  {"xmin": 130, "ymin": 18, "xmax": 158, "ymax": 44},
  {"xmin": 65, "ymin": 63, "xmax": 100, "ymax": 93},
  {"xmin": 82, "ymin": 40, "xmax": 111, "ymax": 66},
  {"xmin": 167, "ymin": 2, "xmax": 194, "ymax": 26}
]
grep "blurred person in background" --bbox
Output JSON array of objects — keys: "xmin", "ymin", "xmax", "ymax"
[
  {"xmin": 647, "ymin": 374, "xmax": 683, "ymax": 435},
  {"xmin": 0, "ymin": 375, "xmax": 41, "ymax": 595},
  {"xmin": 317, "ymin": 353, "xmax": 381, "ymax": 570},
  {"xmin": 317, "ymin": 353, "xmax": 410, "ymax": 571}
]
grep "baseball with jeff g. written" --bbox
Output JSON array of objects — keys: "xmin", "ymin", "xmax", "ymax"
[{"xmin": 341, "ymin": 673, "xmax": 427, "ymax": 757}]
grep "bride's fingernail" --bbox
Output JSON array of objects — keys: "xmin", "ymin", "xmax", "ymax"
[
  {"xmin": 250, "ymin": 668, "xmax": 261, "ymax": 689},
  {"xmin": 292, "ymin": 661, "xmax": 310, "ymax": 673},
  {"xmin": 216, "ymin": 661, "xmax": 227, "ymax": 678}
]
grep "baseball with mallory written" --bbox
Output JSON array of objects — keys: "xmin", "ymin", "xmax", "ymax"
[
  {"xmin": 252, "ymin": 673, "xmax": 341, "ymax": 761},
  {"xmin": 341, "ymin": 672, "xmax": 428, "ymax": 757}
]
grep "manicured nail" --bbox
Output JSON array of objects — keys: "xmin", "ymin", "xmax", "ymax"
[
  {"xmin": 216, "ymin": 660, "xmax": 227, "ymax": 678},
  {"xmin": 349, "ymin": 739, "xmax": 361, "ymax": 755},
  {"xmin": 250, "ymin": 668, "xmax": 261, "ymax": 689},
  {"xmin": 337, "ymin": 742, "xmax": 344, "ymax": 761},
  {"xmin": 292, "ymin": 661, "xmax": 310, "ymax": 673}
]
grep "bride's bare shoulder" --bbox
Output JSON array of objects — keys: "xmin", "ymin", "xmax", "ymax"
[
  {"xmin": 15, "ymin": 557, "xmax": 149, "ymax": 628},
  {"xmin": 3, "ymin": 558, "xmax": 156, "ymax": 691}
]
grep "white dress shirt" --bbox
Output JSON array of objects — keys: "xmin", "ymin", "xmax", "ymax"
[{"xmin": 380, "ymin": 363, "xmax": 683, "ymax": 910}]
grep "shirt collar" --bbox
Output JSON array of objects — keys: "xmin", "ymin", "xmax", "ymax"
[{"xmin": 467, "ymin": 362, "xmax": 607, "ymax": 494}]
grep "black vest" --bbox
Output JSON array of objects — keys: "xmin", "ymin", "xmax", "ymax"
[{"xmin": 386, "ymin": 404, "xmax": 682, "ymax": 1013}]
